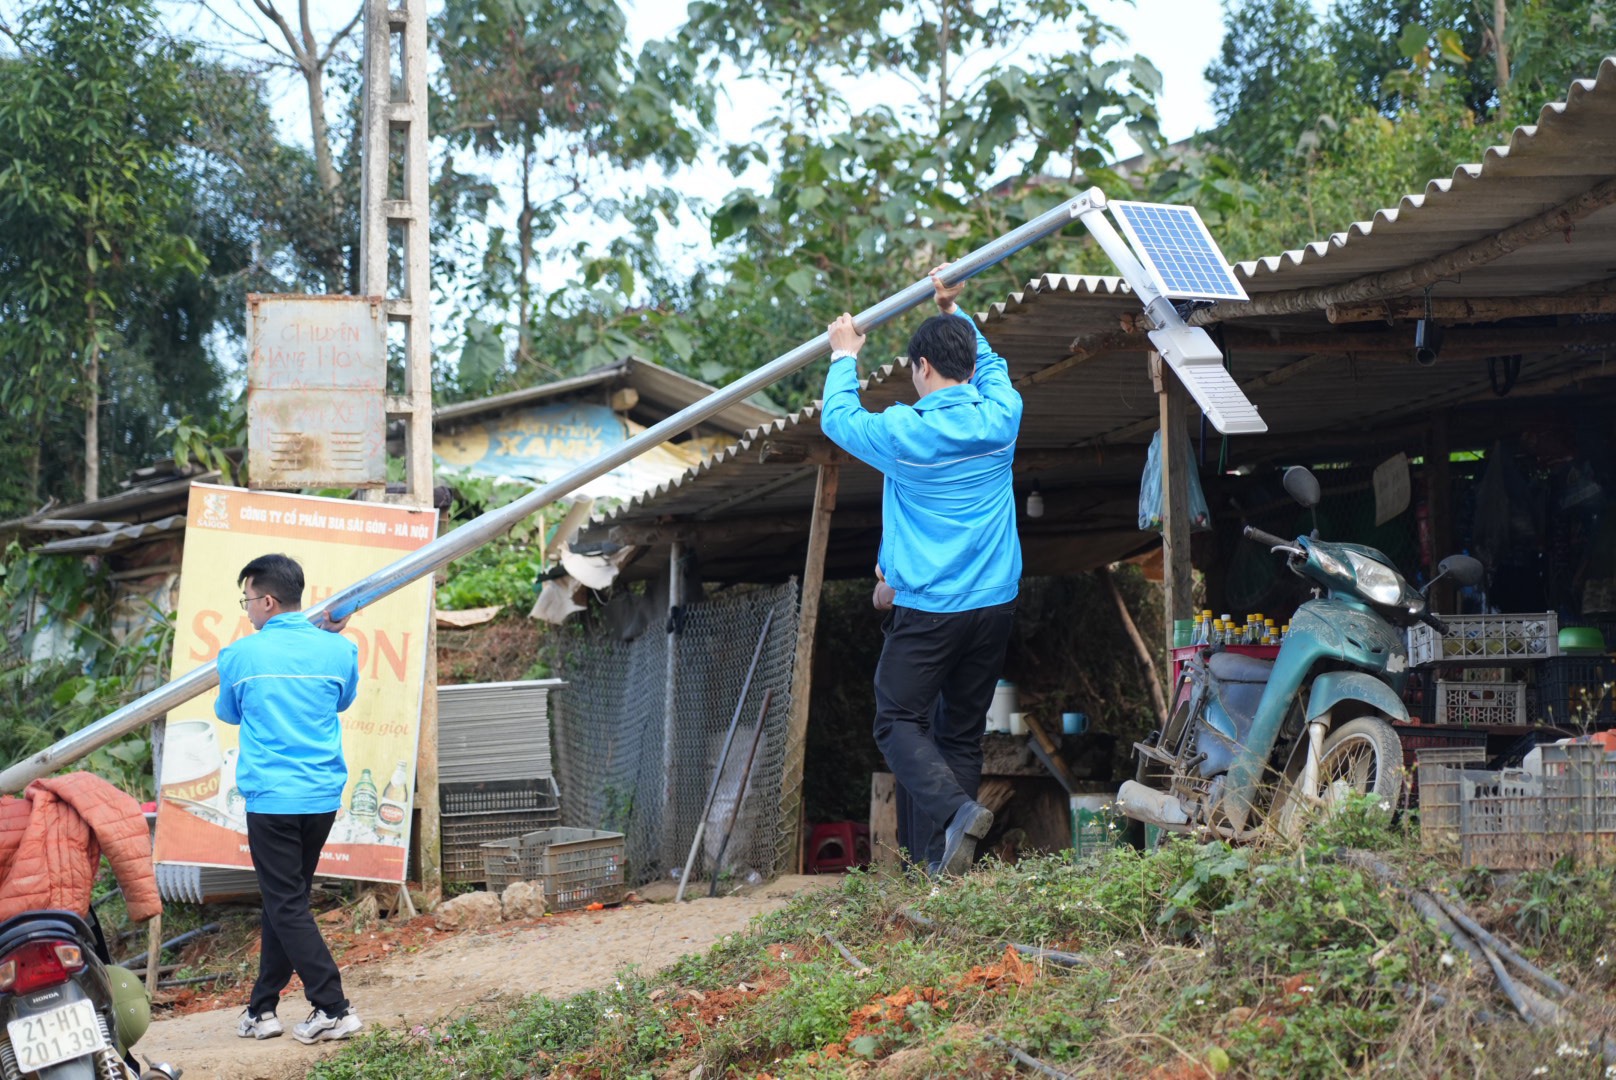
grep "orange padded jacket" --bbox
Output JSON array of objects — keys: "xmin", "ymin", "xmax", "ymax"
[{"xmin": 0, "ymin": 773, "xmax": 161, "ymax": 923}]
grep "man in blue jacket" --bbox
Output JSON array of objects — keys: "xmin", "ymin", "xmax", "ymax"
[
  {"xmin": 218, "ymin": 553, "xmax": 364, "ymax": 1045},
  {"xmin": 822, "ymin": 267, "xmax": 1022, "ymax": 875}
]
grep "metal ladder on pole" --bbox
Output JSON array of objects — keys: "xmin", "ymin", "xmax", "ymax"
[{"xmin": 359, "ymin": 0, "xmax": 439, "ymax": 900}]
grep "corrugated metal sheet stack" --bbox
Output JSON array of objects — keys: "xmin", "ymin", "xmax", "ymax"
[
  {"xmin": 439, "ymin": 679, "xmax": 567, "ymax": 884},
  {"xmin": 438, "ymin": 679, "xmax": 563, "ymax": 783}
]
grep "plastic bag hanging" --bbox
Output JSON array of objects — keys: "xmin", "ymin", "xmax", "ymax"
[{"xmin": 1138, "ymin": 429, "xmax": 1212, "ymax": 532}]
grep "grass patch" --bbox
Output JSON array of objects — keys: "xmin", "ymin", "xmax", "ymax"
[{"xmin": 308, "ymin": 807, "xmax": 1616, "ymax": 1079}]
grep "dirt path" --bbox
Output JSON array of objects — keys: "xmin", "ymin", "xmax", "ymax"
[{"xmin": 143, "ymin": 876, "xmax": 840, "ymax": 1080}]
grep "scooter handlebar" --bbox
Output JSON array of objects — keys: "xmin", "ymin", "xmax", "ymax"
[
  {"xmin": 1421, "ymin": 611, "xmax": 1451, "ymax": 636},
  {"xmin": 1243, "ymin": 525, "xmax": 1292, "ymax": 550}
]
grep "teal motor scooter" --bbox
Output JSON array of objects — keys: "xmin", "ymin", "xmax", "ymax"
[{"xmin": 1118, "ymin": 467, "xmax": 1484, "ymax": 839}]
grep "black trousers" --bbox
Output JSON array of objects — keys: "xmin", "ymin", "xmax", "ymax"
[
  {"xmin": 246, "ymin": 811, "xmax": 349, "ymax": 1018},
  {"xmin": 873, "ymin": 600, "xmax": 1015, "ymax": 866}
]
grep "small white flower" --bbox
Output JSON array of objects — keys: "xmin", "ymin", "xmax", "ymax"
[
  {"xmin": 1532, "ymin": 1067, "xmax": 1550, "ymax": 1076},
  {"xmin": 1194, "ymin": 998, "xmax": 1206, "ymax": 1006},
  {"xmin": 1440, "ymin": 952, "xmax": 1456, "ymax": 968},
  {"xmin": 1113, "ymin": 950, "xmax": 1125, "ymax": 958},
  {"xmin": 929, "ymin": 886, "xmax": 941, "ymax": 898},
  {"xmin": 1299, "ymin": 985, "xmax": 1315, "ymax": 995},
  {"xmin": 780, "ymin": 949, "xmax": 793, "ymax": 960},
  {"xmin": 1598, "ymin": 952, "xmax": 1609, "ymax": 968},
  {"xmin": 1557, "ymin": 1042, "xmax": 1591, "ymax": 1059},
  {"xmin": 614, "ymin": 980, "xmax": 624, "ymax": 992},
  {"xmin": 1472, "ymin": 1041, "xmax": 1485, "ymax": 1052},
  {"xmin": 603, "ymin": 1008, "xmax": 619, "ymax": 1020}
]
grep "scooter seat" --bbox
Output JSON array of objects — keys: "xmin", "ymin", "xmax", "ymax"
[{"xmin": 1208, "ymin": 651, "xmax": 1275, "ymax": 683}]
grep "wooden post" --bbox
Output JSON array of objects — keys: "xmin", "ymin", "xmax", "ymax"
[
  {"xmin": 1427, "ymin": 411, "xmax": 1455, "ymax": 613},
  {"xmin": 779, "ymin": 464, "xmax": 838, "ymax": 875},
  {"xmin": 143, "ymin": 911, "xmax": 162, "ymax": 996},
  {"xmin": 869, "ymin": 772, "xmax": 898, "ymax": 868},
  {"xmin": 1153, "ymin": 354, "xmax": 1194, "ymax": 660}
]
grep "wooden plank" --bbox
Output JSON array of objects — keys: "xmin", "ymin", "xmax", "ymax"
[
  {"xmin": 869, "ymin": 771, "xmax": 898, "ymax": 867},
  {"xmin": 1427, "ymin": 411, "xmax": 1456, "ymax": 614},
  {"xmin": 1155, "ymin": 353, "xmax": 1193, "ymax": 660},
  {"xmin": 778, "ymin": 464, "xmax": 838, "ymax": 874}
]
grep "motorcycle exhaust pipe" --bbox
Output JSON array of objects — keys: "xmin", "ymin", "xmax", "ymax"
[{"xmin": 1116, "ymin": 781, "xmax": 1191, "ymax": 829}]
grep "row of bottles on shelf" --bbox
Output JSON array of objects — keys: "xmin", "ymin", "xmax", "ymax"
[{"xmin": 1191, "ymin": 610, "xmax": 1291, "ymax": 647}]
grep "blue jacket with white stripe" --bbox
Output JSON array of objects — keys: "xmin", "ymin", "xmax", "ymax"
[
  {"xmin": 820, "ymin": 308, "xmax": 1023, "ymax": 613},
  {"xmin": 215, "ymin": 613, "xmax": 360, "ymax": 815}
]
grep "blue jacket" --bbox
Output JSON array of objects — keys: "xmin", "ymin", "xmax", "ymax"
[
  {"xmin": 820, "ymin": 308, "xmax": 1023, "ymax": 612},
  {"xmin": 215, "ymin": 613, "xmax": 360, "ymax": 815}
]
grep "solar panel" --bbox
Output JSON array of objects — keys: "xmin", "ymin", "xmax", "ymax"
[{"xmin": 1108, "ymin": 201, "xmax": 1249, "ymax": 302}]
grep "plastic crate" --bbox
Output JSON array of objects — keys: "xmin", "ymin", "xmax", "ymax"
[
  {"xmin": 1435, "ymin": 681, "xmax": 1527, "ymax": 726},
  {"xmin": 1418, "ymin": 763, "xmax": 1488, "ymax": 853},
  {"xmin": 481, "ymin": 827, "xmax": 626, "ymax": 911},
  {"xmin": 441, "ymin": 777, "xmax": 560, "ymax": 885},
  {"xmin": 1534, "ymin": 656, "xmax": 1616, "ymax": 728},
  {"xmin": 1457, "ymin": 765, "xmax": 1616, "ymax": 869},
  {"xmin": 1408, "ymin": 614, "xmax": 1559, "ymax": 666}
]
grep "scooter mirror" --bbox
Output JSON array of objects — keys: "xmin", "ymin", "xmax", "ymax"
[
  {"xmin": 1282, "ymin": 466, "xmax": 1321, "ymax": 509},
  {"xmin": 1438, "ymin": 554, "xmax": 1484, "ymax": 588}
]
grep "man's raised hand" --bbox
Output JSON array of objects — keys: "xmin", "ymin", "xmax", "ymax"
[
  {"xmin": 930, "ymin": 264, "xmax": 965, "ymax": 314},
  {"xmin": 828, "ymin": 313, "xmax": 866, "ymax": 357}
]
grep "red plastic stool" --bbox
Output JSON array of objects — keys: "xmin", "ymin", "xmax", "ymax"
[{"xmin": 806, "ymin": 821, "xmax": 871, "ymax": 873}]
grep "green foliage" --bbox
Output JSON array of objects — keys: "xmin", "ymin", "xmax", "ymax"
[
  {"xmin": 0, "ymin": 0, "xmax": 206, "ymax": 507},
  {"xmin": 434, "ymin": 477, "xmax": 573, "ymax": 611},
  {"xmin": 0, "ymin": 543, "xmax": 171, "ymax": 796}
]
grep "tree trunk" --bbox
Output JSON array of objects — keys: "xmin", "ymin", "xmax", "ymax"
[
  {"xmin": 517, "ymin": 140, "xmax": 534, "ymax": 366},
  {"xmin": 83, "ymin": 304, "xmax": 100, "ymax": 503},
  {"xmin": 1493, "ymin": 0, "xmax": 1510, "ymax": 91}
]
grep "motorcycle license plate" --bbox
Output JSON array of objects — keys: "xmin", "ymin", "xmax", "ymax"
[{"xmin": 6, "ymin": 999, "xmax": 107, "ymax": 1072}]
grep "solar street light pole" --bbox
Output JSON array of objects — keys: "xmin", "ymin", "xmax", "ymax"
[{"xmin": 0, "ymin": 192, "xmax": 1098, "ymax": 794}]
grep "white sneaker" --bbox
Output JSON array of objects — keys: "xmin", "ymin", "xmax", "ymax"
[
  {"xmin": 292, "ymin": 1007, "xmax": 363, "ymax": 1044},
  {"xmin": 237, "ymin": 1010, "xmax": 283, "ymax": 1039}
]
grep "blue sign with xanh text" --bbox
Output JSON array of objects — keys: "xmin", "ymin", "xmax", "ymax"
[{"xmin": 434, "ymin": 403, "xmax": 628, "ymax": 481}]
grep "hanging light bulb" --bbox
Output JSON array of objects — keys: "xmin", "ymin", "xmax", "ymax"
[{"xmin": 1026, "ymin": 481, "xmax": 1044, "ymax": 519}]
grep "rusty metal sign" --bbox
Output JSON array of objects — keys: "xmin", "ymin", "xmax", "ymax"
[{"xmin": 247, "ymin": 294, "xmax": 387, "ymax": 489}]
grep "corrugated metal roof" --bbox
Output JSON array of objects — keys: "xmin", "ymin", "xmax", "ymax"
[
  {"xmin": 34, "ymin": 515, "xmax": 187, "ymax": 554},
  {"xmin": 589, "ymin": 58, "xmax": 1616, "ymax": 583},
  {"xmin": 434, "ymin": 357, "xmax": 781, "ymax": 436}
]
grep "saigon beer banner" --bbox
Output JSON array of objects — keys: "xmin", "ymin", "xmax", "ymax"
[{"xmin": 153, "ymin": 484, "xmax": 437, "ymax": 883}]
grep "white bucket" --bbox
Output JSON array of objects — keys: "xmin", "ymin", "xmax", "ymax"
[{"xmin": 986, "ymin": 680, "xmax": 1018, "ymax": 733}]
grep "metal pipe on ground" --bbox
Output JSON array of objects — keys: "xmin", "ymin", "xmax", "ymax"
[
  {"xmin": 708, "ymin": 687, "xmax": 774, "ymax": 898},
  {"xmin": 0, "ymin": 193, "xmax": 1096, "ymax": 794}
]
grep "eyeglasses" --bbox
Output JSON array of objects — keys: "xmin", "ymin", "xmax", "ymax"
[{"xmin": 239, "ymin": 593, "xmax": 275, "ymax": 611}]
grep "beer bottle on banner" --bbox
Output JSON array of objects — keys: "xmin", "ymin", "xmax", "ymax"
[
  {"xmin": 377, "ymin": 761, "xmax": 410, "ymax": 840},
  {"xmin": 351, "ymin": 768, "xmax": 380, "ymax": 828}
]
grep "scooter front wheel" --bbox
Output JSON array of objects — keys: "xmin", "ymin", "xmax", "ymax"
[{"xmin": 1275, "ymin": 716, "xmax": 1403, "ymax": 836}]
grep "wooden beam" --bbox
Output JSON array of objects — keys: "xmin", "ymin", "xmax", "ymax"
[
  {"xmin": 758, "ymin": 440, "xmax": 1146, "ymax": 474},
  {"xmin": 1099, "ymin": 566, "xmax": 1167, "ymax": 727},
  {"xmin": 1014, "ymin": 330, "xmax": 1135, "ymax": 389},
  {"xmin": 1154, "ymin": 353, "xmax": 1193, "ymax": 661},
  {"xmin": 1426, "ymin": 412, "xmax": 1456, "ymax": 614},
  {"xmin": 1191, "ymin": 176, "xmax": 1616, "ymax": 324},
  {"xmin": 610, "ymin": 510, "xmax": 882, "ymax": 548},
  {"xmin": 1327, "ymin": 289, "xmax": 1616, "ymax": 324},
  {"xmin": 778, "ymin": 464, "xmax": 838, "ymax": 875}
]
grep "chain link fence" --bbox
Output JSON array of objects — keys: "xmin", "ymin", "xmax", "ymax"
[{"xmin": 553, "ymin": 581, "xmax": 799, "ymax": 887}]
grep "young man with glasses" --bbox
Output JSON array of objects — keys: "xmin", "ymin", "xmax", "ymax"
[{"xmin": 219, "ymin": 553, "xmax": 364, "ymax": 1045}]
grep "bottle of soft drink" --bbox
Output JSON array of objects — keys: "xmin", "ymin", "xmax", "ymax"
[{"xmin": 350, "ymin": 768, "xmax": 379, "ymax": 829}]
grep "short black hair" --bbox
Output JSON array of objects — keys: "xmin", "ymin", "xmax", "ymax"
[
  {"xmin": 238, "ymin": 554, "xmax": 304, "ymax": 608},
  {"xmin": 906, "ymin": 315, "xmax": 976, "ymax": 382}
]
